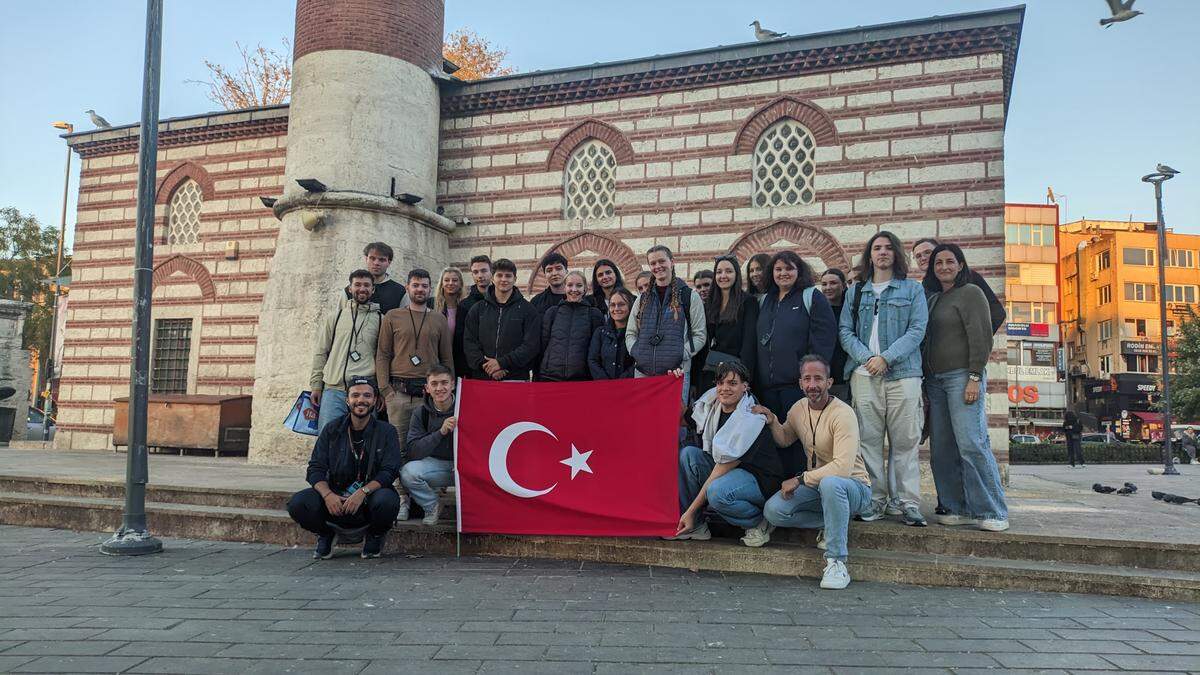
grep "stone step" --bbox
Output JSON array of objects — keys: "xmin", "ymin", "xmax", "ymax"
[
  {"xmin": 1, "ymin": 490, "xmax": 1197, "ymax": 603},
  {"xmin": 5, "ymin": 472, "xmax": 1196, "ymax": 573}
]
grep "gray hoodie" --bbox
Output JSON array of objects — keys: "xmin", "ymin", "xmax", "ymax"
[{"xmin": 405, "ymin": 395, "xmax": 455, "ymax": 462}]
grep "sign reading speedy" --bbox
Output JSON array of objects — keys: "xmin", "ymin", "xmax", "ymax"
[{"xmin": 454, "ymin": 376, "xmax": 682, "ymax": 537}]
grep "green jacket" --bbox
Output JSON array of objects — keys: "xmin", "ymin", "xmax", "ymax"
[{"xmin": 310, "ymin": 293, "xmax": 382, "ymax": 393}]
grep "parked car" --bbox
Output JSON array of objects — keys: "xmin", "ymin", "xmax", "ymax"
[
  {"xmin": 1081, "ymin": 432, "xmax": 1116, "ymax": 444},
  {"xmin": 1010, "ymin": 434, "xmax": 1038, "ymax": 445},
  {"xmin": 25, "ymin": 408, "xmax": 55, "ymax": 441}
]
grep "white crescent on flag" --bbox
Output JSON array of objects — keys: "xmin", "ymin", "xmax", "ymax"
[{"xmin": 488, "ymin": 421, "xmax": 559, "ymax": 498}]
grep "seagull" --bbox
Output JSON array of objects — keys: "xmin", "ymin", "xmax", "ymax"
[
  {"xmin": 85, "ymin": 109, "xmax": 111, "ymax": 129},
  {"xmin": 750, "ymin": 20, "xmax": 786, "ymax": 41},
  {"xmin": 1100, "ymin": 0, "xmax": 1142, "ymax": 28},
  {"xmin": 1157, "ymin": 163, "xmax": 1181, "ymax": 176}
]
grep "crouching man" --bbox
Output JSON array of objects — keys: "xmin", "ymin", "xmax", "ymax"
[
  {"xmin": 287, "ymin": 377, "xmax": 402, "ymax": 559},
  {"xmin": 671, "ymin": 361, "xmax": 784, "ymax": 546},
  {"xmin": 400, "ymin": 364, "xmax": 457, "ymax": 526},
  {"xmin": 752, "ymin": 355, "xmax": 872, "ymax": 590}
]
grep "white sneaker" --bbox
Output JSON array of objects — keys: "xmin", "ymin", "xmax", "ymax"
[
  {"xmin": 857, "ymin": 502, "xmax": 886, "ymax": 522},
  {"xmin": 979, "ymin": 518, "xmax": 1010, "ymax": 532},
  {"xmin": 884, "ymin": 501, "xmax": 903, "ymax": 516},
  {"xmin": 665, "ymin": 521, "xmax": 712, "ymax": 541},
  {"xmin": 740, "ymin": 520, "xmax": 775, "ymax": 548},
  {"xmin": 421, "ymin": 501, "xmax": 441, "ymax": 526},
  {"xmin": 820, "ymin": 559, "xmax": 851, "ymax": 590},
  {"xmin": 395, "ymin": 494, "xmax": 410, "ymax": 523},
  {"xmin": 936, "ymin": 514, "xmax": 978, "ymax": 526},
  {"xmin": 815, "ymin": 529, "xmax": 827, "ymax": 551}
]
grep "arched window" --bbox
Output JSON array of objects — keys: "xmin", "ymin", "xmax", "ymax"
[
  {"xmin": 752, "ymin": 119, "xmax": 817, "ymax": 208},
  {"xmin": 563, "ymin": 140, "xmax": 616, "ymax": 220},
  {"xmin": 167, "ymin": 179, "xmax": 203, "ymax": 245}
]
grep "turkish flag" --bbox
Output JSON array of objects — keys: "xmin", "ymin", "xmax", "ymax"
[{"xmin": 454, "ymin": 376, "xmax": 682, "ymax": 537}]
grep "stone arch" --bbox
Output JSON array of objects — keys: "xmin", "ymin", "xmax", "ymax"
[
  {"xmin": 727, "ymin": 221, "xmax": 853, "ymax": 276},
  {"xmin": 155, "ymin": 161, "xmax": 215, "ymax": 205},
  {"xmin": 733, "ymin": 97, "xmax": 839, "ymax": 155},
  {"xmin": 152, "ymin": 254, "xmax": 216, "ymax": 302},
  {"xmin": 527, "ymin": 231, "xmax": 641, "ymax": 294},
  {"xmin": 546, "ymin": 119, "xmax": 636, "ymax": 172}
]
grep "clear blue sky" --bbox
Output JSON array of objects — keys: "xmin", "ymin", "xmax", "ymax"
[{"xmin": 2, "ymin": 1, "xmax": 1197, "ymax": 249}]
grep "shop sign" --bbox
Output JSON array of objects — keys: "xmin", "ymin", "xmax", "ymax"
[
  {"xmin": 1121, "ymin": 341, "xmax": 1159, "ymax": 355},
  {"xmin": 1008, "ymin": 323, "xmax": 1030, "ymax": 336},
  {"xmin": 1008, "ymin": 384, "xmax": 1040, "ymax": 404},
  {"xmin": 1007, "ymin": 365, "xmax": 1057, "ymax": 381}
]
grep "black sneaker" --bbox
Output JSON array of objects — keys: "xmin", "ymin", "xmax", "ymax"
[
  {"xmin": 313, "ymin": 533, "xmax": 335, "ymax": 560},
  {"xmin": 361, "ymin": 533, "xmax": 385, "ymax": 558},
  {"xmin": 934, "ymin": 503, "xmax": 949, "ymax": 516}
]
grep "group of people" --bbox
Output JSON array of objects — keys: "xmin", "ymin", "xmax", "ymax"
[{"xmin": 287, "ymin": 234, "xmax": 1010, "ymax": 590}]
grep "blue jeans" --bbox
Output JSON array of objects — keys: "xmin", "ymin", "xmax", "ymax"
[
  {"xmin": 316, "ymin": 388, "xmax": 348, "ymax": 432},
  {"xmin": 400, "ymin": 457, "xmax": 454, "ymax": 511},
  {"xmin": 926, "ymin": 369, "xmax": 1008, "ymax": 520},
  {"xmin": 678, "ymin": 445, "xmax": 765, "ymax": 528},
  {"xmin": 763, "ymin": 476, "xmax": 871, "ymax": 561}
]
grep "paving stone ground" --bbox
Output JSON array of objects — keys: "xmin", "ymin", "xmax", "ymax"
[{"xmin": 0, "ymin": 526, "xmax": 1198, "ymax": 674}]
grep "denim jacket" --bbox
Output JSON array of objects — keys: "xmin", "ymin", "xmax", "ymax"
[{"xmin": 838, "ymin": 278, "xmax": 928, "ymax": 381}]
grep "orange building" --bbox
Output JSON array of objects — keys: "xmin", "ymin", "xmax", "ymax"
[
  {"xmin": 1059, "ymin": 219, "xmax": 1200, "ymax": 439},
  {"xmin": 1004, "ymin": 203, "xmax": 1062, "ymax": 436}
]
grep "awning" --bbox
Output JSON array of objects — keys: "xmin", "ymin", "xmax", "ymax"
[{"xmin": 1131, "ymin": 411, "xmax": 1163, "ymax": 424}]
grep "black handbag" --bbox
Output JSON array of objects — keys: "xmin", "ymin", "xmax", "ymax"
[{"xmin": 703, "ymin": 350, "xmax": 741, "ymax": 373}]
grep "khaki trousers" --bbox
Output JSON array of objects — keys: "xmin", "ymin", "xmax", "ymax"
[
  {"xmin": 385, "ymin": 390, "xmax": 423, "ymax": 496},
  {"xmin": 850, "ymin": 372, "xmax": 923, "ymax": 508}
]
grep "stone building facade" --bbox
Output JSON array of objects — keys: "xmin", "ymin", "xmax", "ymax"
[{"xmin": 58, "ymin": 4, "xmax": 1023, "ymax": 465}]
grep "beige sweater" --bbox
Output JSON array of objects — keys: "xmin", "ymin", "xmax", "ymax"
[{"xmin": 768, "ymin": 396, "xmax": 870, "ymax": 488}]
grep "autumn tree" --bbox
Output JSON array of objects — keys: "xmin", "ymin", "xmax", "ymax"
[
  {"xmin": 442, "ymin": 29, "xmax": 515, "ymax": 81},
  {"xmin": 193, "ymin": 39, "xmax": 292, "ymax": 110},
  {"xmin": 0, "ymin": 207, "xmax": 62, "ymax": 353}
]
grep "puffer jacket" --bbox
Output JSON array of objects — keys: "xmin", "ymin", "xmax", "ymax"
[
  {"xmin": 539, "ymin": 298, "xmax": 604, "ymax": 381},
  {"xmin": 463, "ymin": 286, "xmax": 542, "ymax": 380},
  {"xmin": 625, "ymin": 277, "xmax": 707, "ymax": 376},
  {"xmin": 588, "ymin": 320, "xmax": 634, "ymax": 380}
]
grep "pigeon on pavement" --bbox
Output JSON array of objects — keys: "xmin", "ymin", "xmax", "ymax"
[{"xmin": 1092, "ymin": 483, "xmax": 1117, "ymax": 494}]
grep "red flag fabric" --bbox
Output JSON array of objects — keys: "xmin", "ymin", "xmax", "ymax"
[{"xmin": 455, "ymin": 375, "xmax": 682, "ymax": 537}]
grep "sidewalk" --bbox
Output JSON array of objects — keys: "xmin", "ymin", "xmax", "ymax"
[{"xmin": 2, "ymin": 447, "xmax": 1198, "ymax": 545}]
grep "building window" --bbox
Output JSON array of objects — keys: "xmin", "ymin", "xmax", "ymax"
[
  {"xmin": 1007, "ymin": 302, "xmax": 1031, "ymax": 324},
  {"xmin": 1098, "ymin": 285, "xmax": 1112, "ymax": 305},
  {"xmin": 1004, "ymin": 223, "xmax": 1056, "ymax": 247},
  {"xmin": 1122, "ymin": 247, "xmax": 1155, "ymax": 266},
  {"xmin": 1005, "ymin": 263, "xmax": 1020, "ymax": 278},
  {"xmin": 1164, "ymin": 284, "xmax": 1197, "ymax": 303},
  {"xmin": 151, "ymin": 318, "xmax": 193, "ymax": 394},
  {"xmin": 1168, "ymin": 249, "xmax": 1194, "ymax": 268},
  {"xmin": 1098, "ymin": 320, "xmax": 1113, "ymax": 341},
  {"xmin": 1095, "ymin": 249, "xmax": 1111, "ymax": 272},
  {"xmin": 1124, "ymin": 318, "xmax": 1148, "ymax": 338},
  {"xmin": 1124, "ymin": 282, "xmax": 1157, "ymax": 302},
  {"xmin": 563, "ymin": 140, "xmax": 616, "ymax": 220},
  {"xmin": 1125, "ymin": 354, "xmax": 1159, "ymax": 373},
  {"xmin": 167, "ymin": 179, "xmax": 203, "ymax": 245},
  {"xmin": 752, "ymin": 119, "xmax": 817, "ymax": 207},
  {"xmin": 1167, "ymin": 320, "xmax": 1177, "ymax": 337},
  {"xmin": 1099, "ymin": 354, "xmax": 1112, "ymax": 374}
]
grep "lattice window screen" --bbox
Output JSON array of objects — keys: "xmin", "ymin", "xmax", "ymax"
[
  {"xmin": 752, "ymin": 120, "xmax": 817, "ymax": 207},
  {"xmin": 564, "ymin": 140, "xmax": 616, "ymax": 220},
  {"xmin": 167, "ymin": 180, "xmax": 202, "ymax": 245},
  {"xmin": 151, "ymin": 318, "xmax": 193, "ymax": 394}
]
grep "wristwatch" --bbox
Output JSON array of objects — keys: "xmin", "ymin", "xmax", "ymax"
[
  {"xmin": 361, "ymin": 485, "xmax": 373, "ymax": 496},
  {"xmin": 967, "ymin": 372, "xmax": 982, "ymax": 382}
]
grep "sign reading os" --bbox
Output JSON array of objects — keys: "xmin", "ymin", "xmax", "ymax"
[{"xmin": 1008, "ymin": 384, "xmax": 1040, "ymax": 404}]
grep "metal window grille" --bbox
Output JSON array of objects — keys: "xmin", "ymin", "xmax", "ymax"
[
  {"xmin": 564, "ymin": 140, "xmax": 616, "ymax": 220},
  {"xmin": 167, "ymin": 180, "xmax": 202, "ymax": 245},
  {"xmin": 152, "ymin": 318, "xmax": 193, "ymax": 394},
  {"xmin": 752, "ymin": 119, "xmax": 817, "ymax": 207}
]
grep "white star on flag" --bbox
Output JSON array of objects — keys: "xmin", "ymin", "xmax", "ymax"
[{"xmin": 560, "ymin": 444, "xmax": 594, "ymax": 479}]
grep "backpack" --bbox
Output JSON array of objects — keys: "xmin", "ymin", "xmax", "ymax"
[{"xmin": 759, "ymin": 286, "xmax": 816, "ymax": 313}]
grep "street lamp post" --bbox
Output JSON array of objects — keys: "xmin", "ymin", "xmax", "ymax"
[
  {"xmin": 100, "ymin": 0, "xmax": 165, "ymax": 556},
  {"xmin": 1141, "ymin": 167, "xmax": 1179, "ymax": 476},
  {"xmin": 44, "ymin": 121, "xmax": 74, "ymax": 442}
]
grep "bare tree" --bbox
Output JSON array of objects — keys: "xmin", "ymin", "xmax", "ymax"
[{"xmin": 192, "ymin": 39, "xmax": 292, "ymax": 110}]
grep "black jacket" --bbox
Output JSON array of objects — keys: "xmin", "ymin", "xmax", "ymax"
[
  {"xmin": 405, "ymin": 395, "xmax": 455, "ymax": 462},
  {"xmin": 829, "ymin": 301, "xmax": 848, "ymax": 385},
  {"xmin": 589, "ymin": 320, "xmax": 634, "ymax": 380},
  {"xmin": 530, "ymin": 287, "xmax": 566, "ymax": 316},
  {"xmin": 698, "ymin": 297, "xmax": 760, "ymax": 391},
  {"xmin": 371, "ymin": 278, "xmax": 407, "ymax": 315},
  {"xmin": 452, "ymin": 286, "xmax": 486, "ymax": 377},
  {"xmin": 755, "ymin": 286, "xmax": 837, "ymax": 391},
  {"xmin": 464, "ymin": 286, "xmax": 542, "ymax": 380},
  {"xmin": 968, "ymin": 270, "xmax": 1007, "ymax": 335},
  {"xmin": 305, "ymin": 414, "xmax": 401, "ymax": 494},
  {"xmin": 540, "ymin": 298, "xmax": 604, "ymax": 381}
]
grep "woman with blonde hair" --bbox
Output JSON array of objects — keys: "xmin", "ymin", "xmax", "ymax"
[{"xmin": 434, "ymin": 267, "xmax": 468, "ymax": 372}]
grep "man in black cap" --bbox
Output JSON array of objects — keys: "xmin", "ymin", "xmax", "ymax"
[{"xmin": 286, "ymin": 376, "xmax": 402, "ymax": 559}]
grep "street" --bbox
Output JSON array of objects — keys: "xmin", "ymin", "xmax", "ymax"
[{"xmin": 0, "ymin": 525, "xmax": 1197, "ymax": 673}]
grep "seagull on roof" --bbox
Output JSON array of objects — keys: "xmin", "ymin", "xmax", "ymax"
[
  {"xmin": 85, "ymin": 109, "xmax": 111, "ymax": 129},
  {"xmin": 1157, "ymin": 163, "xmax": 1181, "ymax": 176},
  {"xmin": 1100, "ymin": 0, "xmax": 1142, "ymax": 28},
  {"xmin": 750, "ymin": 20, "xmax": 786, "ymax": 41}
]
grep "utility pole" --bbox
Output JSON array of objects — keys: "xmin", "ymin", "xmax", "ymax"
[
  {"xmin": 1142, "ymin": 167, "xmax": 1179, "ymax": 476},
  {"xmin": 44, "ymin": 121, "xmax": 74, "ymax": 441},
  {"xmin": 100, "ymin": 0, "xmax": 165, "ymax": 556}
]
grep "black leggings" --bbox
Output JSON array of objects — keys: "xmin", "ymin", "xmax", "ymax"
[
  {"xmin": 287, "ymin": 487, "xmax": 401, "ymax": 536},
  {"xmin": 1066, "ymin": 438, "xmax": 1084, "ymax": 466}
]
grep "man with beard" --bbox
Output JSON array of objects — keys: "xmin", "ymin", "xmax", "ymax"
[
  {"xmin": 287, "ymin": 377, "xmax": 403, "ymax": 559},
  {"xmin": 754, "ymin": 355, "xmax": 872, "ymax": 590},
  {"xmin": 311, "ymin": 269, "xmax": 382, "ymax": 432},
  {"xmin": 376, "ymin": 269, "xmax": 454, "ymax": 521}
]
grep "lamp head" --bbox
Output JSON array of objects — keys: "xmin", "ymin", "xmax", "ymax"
[
  {"xmin": 296, "ymin": 178, "xmax": 328, "ymax": 193},
  {"xmin": 396, "ymin": 192, "xmax": 423, "ymax": 205},
  {"xmin": 51, "ymin": 121, "xmax": 73, "ymax": 131}
]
